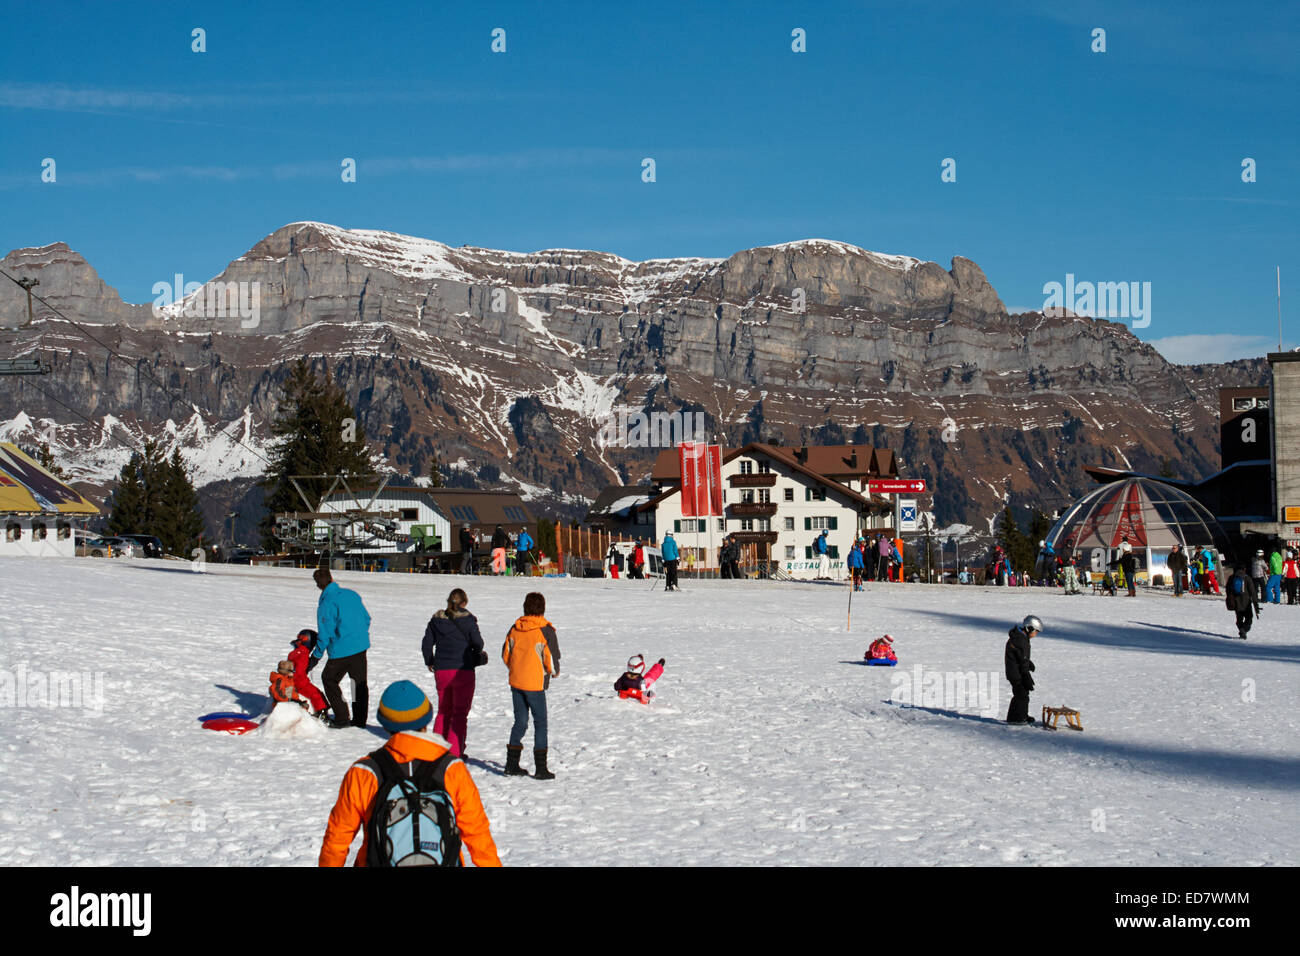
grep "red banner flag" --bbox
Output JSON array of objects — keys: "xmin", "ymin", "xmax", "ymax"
[
  {"xmin": 706, "ymin": 444, "xmax": 723, "ymax": 516},
  {"xmin": 679, "ymin": 442, "xmax": 698, "ymax": 518}
]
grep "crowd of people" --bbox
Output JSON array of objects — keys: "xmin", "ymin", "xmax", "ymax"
[{"xmin": 294, "ymin": 569, "xmax": 564, "ymax": 866}]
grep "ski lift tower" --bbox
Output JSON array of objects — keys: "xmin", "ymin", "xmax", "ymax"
[
  {"xmin": 0, "ymin": 278, "xmax": 52, "ymax": 375},
  {"xmin": 273, "ymin": 473, "xmax": 399, "ymax": 566}
]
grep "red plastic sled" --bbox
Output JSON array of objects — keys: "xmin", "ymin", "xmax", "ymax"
[{"xmin": 202, "ymin": 717, "xmax": 260, "ymax": 735}]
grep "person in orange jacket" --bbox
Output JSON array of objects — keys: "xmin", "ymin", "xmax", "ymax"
[
  {"xmin": 318, "ymin": 680, "xmax": 501, "ymax": 867},
  {"xmin": 501, "ymin": 591, "xmax": 560, "ymax": 780}
]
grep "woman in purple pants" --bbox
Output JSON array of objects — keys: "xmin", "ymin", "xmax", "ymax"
[{"xmin": 421, "ymin": 588, "xmax": 487, "ymax": 757}]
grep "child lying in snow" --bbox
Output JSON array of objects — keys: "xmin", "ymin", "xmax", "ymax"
[{"xmin": 614, "ymin": 654, "xmax": 665, "ymax": 703}]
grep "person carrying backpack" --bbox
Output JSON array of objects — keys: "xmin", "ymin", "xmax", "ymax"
[
  {"xmin": 847, "ymin": 538, "xmax": 865, "ymax": 591},
  {"xmin": 318, "ymin": 680, "xmax": 501, "ymax": 867},
  {"xmin": 1225, "ymin": 565, "xmax": 1261, "ymax": 639},
  {"xmin": 813, "ymin": 529, "xmax": 830, "ymax": 580}
]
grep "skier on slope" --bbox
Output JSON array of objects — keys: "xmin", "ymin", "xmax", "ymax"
[{"xmin": 1004, "ymin": 615, "xmax": 1042, "ymax": 724}]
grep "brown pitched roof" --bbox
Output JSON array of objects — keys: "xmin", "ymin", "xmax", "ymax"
[
  {"xmin": 324, "ymin": 486, "xmax": 535, "ymax": 528},
  {"xmin": 651, "ymin": 444, "xmax": 895, "ymax": 482}
]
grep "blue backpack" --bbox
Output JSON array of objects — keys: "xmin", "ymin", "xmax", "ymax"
[
  {"xmin": 1231, "ymin": 576, "xmax": 1245, "ymax": 596},
  {"xmin": 362, "ymin": 747, "xmax": 462, "ymax": 867}
]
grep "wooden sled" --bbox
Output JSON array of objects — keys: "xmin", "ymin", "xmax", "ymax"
[{"xmin": 1041, "ymin": 705, "xmax": 1083, "ymax": 731}]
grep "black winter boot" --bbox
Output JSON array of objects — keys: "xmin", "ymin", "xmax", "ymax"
[
  {"xmin": 505, "ymin": 745, "xmax": 529, "ymax": 776},
  {"xmin": 533, "ymin": 748, "xmax": 555, "ymax": 780}
]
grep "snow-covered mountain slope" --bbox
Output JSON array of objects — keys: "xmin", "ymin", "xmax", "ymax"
[
  {"xmin": 0, "ymin": 223, "xmax": 1268, "ymax": 529},
  {"xmin": 1, "ymin": 558, "xmax": 1294, "ymax": 866}
]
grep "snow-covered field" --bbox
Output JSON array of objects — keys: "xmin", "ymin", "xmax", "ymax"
[{"xmin": 1, "ymin": 557, "xmax": 1296, "ymax": 866}]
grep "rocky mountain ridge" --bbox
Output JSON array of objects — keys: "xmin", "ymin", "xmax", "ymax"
[{"xmin": 0, "ymin": 223, "xmax": 1267, "ymax": 540}]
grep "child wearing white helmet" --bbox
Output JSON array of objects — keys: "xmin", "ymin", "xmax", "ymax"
[{"xmin": 1005, "ymin": 615, "xmax": 1042, "ymax": 724}]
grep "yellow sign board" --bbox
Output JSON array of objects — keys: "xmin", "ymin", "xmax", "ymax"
[{"xmin": 1284, "ymin": 506, "xmax": 1300, "ymax": 522}]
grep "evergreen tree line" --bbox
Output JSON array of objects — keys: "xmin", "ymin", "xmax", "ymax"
[
  {"xmin": 105, "ymin": 442, "xmax": 205, "ymax": 555},
  {"xmin": 996, "ymin": 505, "xmax": 1054, "ymax": 574}
]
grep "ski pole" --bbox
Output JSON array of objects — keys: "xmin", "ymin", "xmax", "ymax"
[{"xmin": 847, "ymin": 576, "xmax": 854, "ymax": 631}]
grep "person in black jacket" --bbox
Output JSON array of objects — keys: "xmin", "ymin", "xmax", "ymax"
[
  {"xmin": 459, "ymin": 525, "xmax": 475, "ymax": 574},
  {"xmin": 1225, "ymin": 565, "xmax": 1261, "ymax": 640},
  {"xmin": 1167, "ymin": 544, "xmax": 1188, "ymax": 597},
  {"xmin": 1005, "ymin": 615, "xmax": 1042, "ymax": 724},
  {"xmin": 421, "ymin": 588, "xmax": 487, "ymax": 757}
]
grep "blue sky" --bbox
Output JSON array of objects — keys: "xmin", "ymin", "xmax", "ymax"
[{"xmin": 2, "ymin": 0, "xmax": 1296, "ymax": 362}]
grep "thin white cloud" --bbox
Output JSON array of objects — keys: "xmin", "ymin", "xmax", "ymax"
[
  {"xmin": 1147, "ymin": 333, "xmax": 1284, "ymax": 365},
  {"xmin": 0, "ymin": 83, "xmax": 515, "ymax": 113}
]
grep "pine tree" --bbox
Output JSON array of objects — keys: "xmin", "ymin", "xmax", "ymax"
[
  {"xmin": 426, "ymin": 450, "xmax": 445, "ymax": 488},
  {"xmin": 107, "ymin": 441, "xmax": 164, "ymax": 537},
  {"xmin": 34, "ymin": 442, "xmax": 65, "ymax": 478},
  {"xmin": 1028, "ymin": 509, "xmax": 1052, "ymax": 549},
  {"xmin": 259, "ymin": 360, "xmax": 374, "ymax": 549},
  {"xmin": 157, "ymin": 449, "xmax": 205, "ymax": 556},
  {"xmin": 535, "ymin": 517, "xmax": 556, "ymax": 559},
  {"xmin": 997, "ymin": 505, "xmax": 1032, "ymax": 575}
]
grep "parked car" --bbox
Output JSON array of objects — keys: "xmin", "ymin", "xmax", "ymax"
[
  {"xmin": 116, "ymin": 534, "xmax": 164, "ymax": 558},
  {"xmin": 75, "ymin": 535, "xmax": 137, "ymax": 558},
  {"xmin": 225, "ymin": 548, "xmax": 267, "ymax": 565},
  {"xmin": 101, "ymin": 537, "xmax": 140, "ymax": 558}
]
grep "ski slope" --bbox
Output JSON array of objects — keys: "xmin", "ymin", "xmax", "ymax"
[{"xmin": 1, "ymin": 557, "xmax": 1296, "ymax": 866}]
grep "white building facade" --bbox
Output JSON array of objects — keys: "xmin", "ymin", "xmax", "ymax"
[{"xmin": 651, "ymin": 446, "xmax": 882, "ymax": 580}]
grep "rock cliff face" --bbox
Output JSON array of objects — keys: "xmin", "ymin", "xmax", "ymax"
[{"xmin": 0, "ymin": 223, "xmax": 1266, "ymax": 537}]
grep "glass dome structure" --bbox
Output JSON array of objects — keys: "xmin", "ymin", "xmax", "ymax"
[{"xmin": 1045, "ymin": 478, "xmax": 1235, "ymax": 583}]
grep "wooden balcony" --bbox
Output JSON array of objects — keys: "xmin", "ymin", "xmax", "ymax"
[
  {"xmin": 729, "ymin": 530, "xmax": 779, "ymax": 546},
  {"xmin": 728, "ymin": 501, "xmax": 778, "ymax": 517},
  {"xmin": 728, "ymin": 472, "xmax": 777, "ymax": 487}
]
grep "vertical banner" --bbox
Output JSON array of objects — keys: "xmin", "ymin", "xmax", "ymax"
[
  {"xmin": 679, "ymin": 442, "xmax": 698, "ymax": 518},
  {"xmin": 693, "ymin": 443, "xmax": 710, "ymax": 517},
  {"xmin": 706, "ymin": 444, "xmax": 723, "ymax": 517}
]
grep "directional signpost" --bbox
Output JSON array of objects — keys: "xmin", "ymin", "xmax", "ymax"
[{"xmin": 868, "ymin": 479, "xmax": 926, "ymax": 494}]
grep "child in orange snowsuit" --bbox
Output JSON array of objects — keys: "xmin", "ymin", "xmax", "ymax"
[{"xmin": 288, "ymin": 629, "xmax": 329, "ymax": 714}]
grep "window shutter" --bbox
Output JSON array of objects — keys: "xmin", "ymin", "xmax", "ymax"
[
  {"xmin": 804, "ymin": 517, "xmax": 812, "ymax": 531},
  {"xmin": 805, "ymin": 487, "xmax": 812, "ymax": 501},
  {"xmin": 829, "ymin": 546, "xmax": 840, "ymax": 559},
  {"xmin": 829, "ymin": 516, "xmax": 838, "ymax": 530},
  {"xmin": 805, "ymin": 547, "xmax": 812, "ymax": 560},
  {"xmin": 674, "ymin": 520, "xmax": 681, "ymax": 532}
]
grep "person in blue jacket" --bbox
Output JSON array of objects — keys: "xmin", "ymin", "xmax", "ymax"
[
  {"xmin": 311, "ymin": 567, "xmax": 373, "ymax": 729},
  {"xmin": 813, "ymin": 529, "xmax": 830, "ymax": 579},
  {"xmin": 661, "ymin": 531, "xmax": 681, "ymax": 591},
  {"xmin": 847, "ymin": 538, "xmax": 865, "ymax": 591},
  {"xmin": 516, "ymin": 527, "xmax": 535, "ymax": 576}
]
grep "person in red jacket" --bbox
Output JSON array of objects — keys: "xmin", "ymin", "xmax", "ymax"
[{"xmin": 288, "ymin": 629, "xmax": 329, "ymax": 716}]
